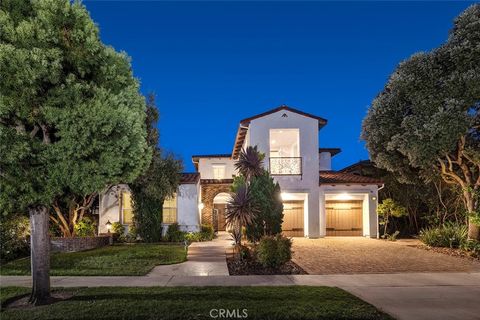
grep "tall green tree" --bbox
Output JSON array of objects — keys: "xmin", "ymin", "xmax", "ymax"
[
  {"xmin": 245, "ymin": 171, "xmax": 283, "ymax": 243},
  {"xmin": 0, "ymin": 0, "xmax": 151, "ymax": 304},
  {"xmin": 131, "ymin": 94, "xmax": 182, "ymax": 242},
  {"xmin": 362, "ymin": 5, "xmax": 480, "ymax": 239}
]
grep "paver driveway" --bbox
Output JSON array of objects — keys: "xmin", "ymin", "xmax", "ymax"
[{"xmin": 292, "ymin": 237, "xmax": 480, "ymax": 274}]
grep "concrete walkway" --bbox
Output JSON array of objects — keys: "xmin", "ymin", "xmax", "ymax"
[
  {"xmin": 2, "ymin": 272, "xmax": 480, "ymax": 320},
  {"xmin": 147, "ymin": 232, "xmax": 231, "ymax": 276}
]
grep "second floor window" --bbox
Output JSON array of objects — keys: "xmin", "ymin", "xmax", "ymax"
[
  {"xmin": 120, "ymin": 191, "xmax": 133, "ymax": 224},
  {"xmin": 269, "ymin": 129, "xmax": 301, "ymax": 175},
  {"xmin": 163, "ymin": 195, "xmax": 177, "ymax": 224},
  {"xmin": 212, "ymin": 164, "xmax": 226, "ymax": 179}
]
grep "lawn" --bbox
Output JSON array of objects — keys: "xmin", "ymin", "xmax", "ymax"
[
  {"xmin": 0, "ymin": 244, "xmax": 187, "ymax": 276},
  {"xmin": 0, "ymin": 286, "xmax": 392, "ymax": 320}
]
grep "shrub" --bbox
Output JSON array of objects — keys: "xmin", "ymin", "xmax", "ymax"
[
  {"xmin": 460, "ymin": 240, "xmax": 480, "ymax": 258},
  {"xmin": 257, "ymin": 235, "xmax": 292, "ymax": 269},
  {"xmin": 419, "ymin": 222, "xmax": 468, "ymax": 248},
  {"xmin": 0, "ymin": 215, "xmax": 30, "ymax": 263},
  {"xmin": 73, "ymin": 217, "xmax": 96, "ymax": 237},
  {"xmin": 165, "ymin": 223, "xmax": 186, "ymax": 242},
  {"xmin": 112, "ymin": 222, "xmax": 125, "ymax": 234},
  {"xmin": 118, "ymin": 225, "xmax": 139, "ymax": 243},
  {"xmin": 200, "ymin": 224, "xmax": 215, "ymax": 241}
]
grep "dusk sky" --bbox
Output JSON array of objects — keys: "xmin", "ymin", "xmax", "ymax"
[{"xmin": 84, "ymin": 1, "xmax": 473, "ymax": 172}]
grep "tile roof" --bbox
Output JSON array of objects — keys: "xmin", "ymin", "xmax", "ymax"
[
  {"xmin": 200, "ymin": 179, "xmax": 234, "ymax": 185},
  {"xmin": 319, "ymin": 171, "xmax": 383, "ymax": 185},
  {"xmin": 180, "ymin": 172, "xmax": 200, "ymax": 184}
]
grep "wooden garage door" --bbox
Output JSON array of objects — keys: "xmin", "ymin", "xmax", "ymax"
[
  {"xmin": 326, "ymin": 200, "xmax": 363, "ymax": 236},
  {"xmin": 282, "ymin": 201, "xmax": 304, "ymax": 237}
]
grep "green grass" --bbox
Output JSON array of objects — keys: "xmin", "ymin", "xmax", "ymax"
[
  {"xmin": 0, "ymin": 286, "xmax": 392, "ymax": 320},
  {"xmin": 0, "ymin": 244, "xmax": 187, "ymax": 276}
]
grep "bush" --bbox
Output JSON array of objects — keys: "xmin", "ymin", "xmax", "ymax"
[
  {"xmin": 460, "ymin": 240, "xmax": 480, "ymax": 258},
  {"xmin": 165, "ymin": 223, "xmax": 186, "ymax": 242},
  {"xmin": 73, "ymin": 217, "xmax": 96, "ymax": 237},
  {"xmin": 112, "ymin": 222, "xmax": 125, "ymax": 234},
  {"xmin": 0, "ymin": 215, "xmax": 30, "ymax": 263},
  {"xmin": 257, "ymin": 235, "xmax": 292, "ymax": 269},
  {"xmin": 200, "ymin": 224, "xmax": 215, "ymax": 241},
  {"xmin": 118, "ymin": 225, "xmax": 138, "ymax": 243},
  {"xmin": 419, "ymin": 222, "xmax": 468, "ymax": 248}
]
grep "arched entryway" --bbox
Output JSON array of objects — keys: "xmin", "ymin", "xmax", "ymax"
[
  {"xmin": 213, "ymin": 192, "xmax": 231, "ymax": 231},
  {"xmin": 200, "ymin": 181, "xmax": 232, "ymax": 228}
]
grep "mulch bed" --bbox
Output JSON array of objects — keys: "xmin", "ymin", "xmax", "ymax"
[
  {"xmin": 415, "ymin": 244, "xmax": 479, "ymax": 262},
  {"xmin": 226, "ymin": 256, "xmax": 307, "ymax": 275}
]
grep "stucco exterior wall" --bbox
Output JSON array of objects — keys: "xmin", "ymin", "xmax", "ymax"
[
  {"xmin": 197, "ymin": 157, "xmax": 236, "ymax": 179},
  {"xmin": 98, "ymin": 184, "xmax": 130, "ymax": 234},
  {"xmin": 319, "ymin": 152, "xmax": 332, "ymax": 170},
  {"xmin": 246, "ymin": 109, "xmax": 321, "ymax": 237},
  {"xmin": 176, "ymin": 183, "xmax": 200, "ymax": 232}
]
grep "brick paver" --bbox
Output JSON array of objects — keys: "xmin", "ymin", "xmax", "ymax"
[{"xmin": 292, "ymin": 237, "xmax": 480, "ymax": 274}]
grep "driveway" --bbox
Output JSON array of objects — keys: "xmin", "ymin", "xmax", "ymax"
[{"xmin": 292, "ymin": 237, "xmax": 480, "ymax": 274}]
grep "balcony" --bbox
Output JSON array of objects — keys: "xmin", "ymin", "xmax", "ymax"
[{"xmin": 269, "ymin": 157, "xmax": 302, "ymax": 176}]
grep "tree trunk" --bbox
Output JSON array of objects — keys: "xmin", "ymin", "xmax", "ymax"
[
  {"xmin": 465, "ymin": 193, "xmax": 480, "ymax": 240},
  {"xmin": 28, "ymin": 205, "xmax": 51, "ymax": 305}
]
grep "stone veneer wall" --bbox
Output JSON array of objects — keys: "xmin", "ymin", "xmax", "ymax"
[
  {"xmin": 200, "ymin": 183, "xmax": 231, "ymax": 226},
  {"xmin": 51, "ymin": 236, "xmax": 111, "ymax": 253}
]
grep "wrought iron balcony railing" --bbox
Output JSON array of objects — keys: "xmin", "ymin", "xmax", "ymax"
[{"xmin": 269, "ymin": 157, "xmax": 302, "ymax": 176}]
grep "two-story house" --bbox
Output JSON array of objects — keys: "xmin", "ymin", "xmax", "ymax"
[{"xmin": 98, "ymin": 105, "xmax": 383, "ymax": 238}]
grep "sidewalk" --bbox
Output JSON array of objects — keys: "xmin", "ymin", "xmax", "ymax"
[
  {"xmin": 2, "ymin": 272, "xmax": 480, "ymax": 320},
  {"xmin": 147, "ymin": 232, "xmax": 231, "ymax": 276}
]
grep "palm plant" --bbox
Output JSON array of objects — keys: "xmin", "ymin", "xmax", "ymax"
[
  {"xmin": 226, "ymin": 184, "xmax": 258, "ymax": 245},
  {"xmin": 234, "ymin": 146, "xmax": 265, "ymax": 182}
]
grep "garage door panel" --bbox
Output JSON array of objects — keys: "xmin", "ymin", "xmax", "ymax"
[
  {"xmin": 326, "ymin": 201, "xmax": 363, "ymax": 236},
  {"xmin": 282, "ymin": 201, "xmax": 304, "ymax": 237}
]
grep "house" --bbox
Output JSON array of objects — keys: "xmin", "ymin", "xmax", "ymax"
[{"xmin": 98, "ymin": 105, "xmax": 383, "ymax": 238}]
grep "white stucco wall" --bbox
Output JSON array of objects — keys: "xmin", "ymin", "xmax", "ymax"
[
  {"xmin": 246, "ymin": 109, "xmax": 321, "ymax": 237},
  {"xmin": 197, "ymin": 157, "xmax": 236, "ymax": 179},
  {"xmin": 175, "ymin": 183, "xmax": 200, "ymax": 232},
  {"xmin": 319, "ymin": 152, "xmax": 332, "ymax": 170},
  {"xmin": 98, "ymin": 184, "xmax": 130, "ymax": 234}
]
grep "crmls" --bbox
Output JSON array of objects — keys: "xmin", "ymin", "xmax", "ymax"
[{"xmin": 209, "ymin": 308, "xmax": 248, "ymax": 318}]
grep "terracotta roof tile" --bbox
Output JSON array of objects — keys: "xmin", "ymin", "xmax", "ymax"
[
  {"xmin": 180, "ymin": 172, "xmax": 200, "ymax": 184},
  {"xmin": 319, "ymin": 171, "xmax": 383, "ymax": 185},
  {"xmin": 200, "ymin": 179, "xmax": 234, "ymax": 185}
]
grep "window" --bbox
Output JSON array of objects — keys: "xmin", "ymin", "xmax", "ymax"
[
  {"xmin": 269, "ymin": 129, "xmax": 302, "ymax": 175},
  {"xmin": 163, "ymin": 195, "xmax": 177, "ymax": 224},
  {"xmin": 212, "ymin": 164, "xmax": 226, "ymax": 179},
  {"xmin": 120, "ymin": 191, "xmax": 133, "ymax": 224}
]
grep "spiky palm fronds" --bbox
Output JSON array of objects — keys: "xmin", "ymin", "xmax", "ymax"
[
  {"xmin": 234, "ymin": 146, "xmax": 265, "ymax": 182},
  {"xmin": 226, "ymin": 184, "xmax": 257, "ymax": 229}
]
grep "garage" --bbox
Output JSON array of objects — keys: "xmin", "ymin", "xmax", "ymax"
[
  {"xmin": 326, "ymin": 200, "xmax": 363, "ymax": 236},
  {"xmin": 282, "ymin": 200, "xmax": 304, "ymax": 237}
]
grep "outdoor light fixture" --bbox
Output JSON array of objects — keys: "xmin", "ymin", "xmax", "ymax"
[
  {"xmin": 198, "ymin": 203, "xmax": 205, "ymax": 210},
  {"xmin": 106, "ymin": 220, "xmax": 112, "ymax": 234},
  {"xmin": 372, "ymin": 196, "xmax": 377, "ymax": 201},
  {"xmin": 335, "ymin": 193, "xmax": 353, "ymax": 201},
  {"xmin": 281, "ymin": 192, "xmax": 287, "ymax": 200}
]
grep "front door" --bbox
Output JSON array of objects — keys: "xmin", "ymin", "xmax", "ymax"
[
  {"xmin": 214, "ymin": 204, "xmax": 227, "ymax": 231},
  {"xmin": 282, "ymin": 201, "xmax": 304, "ymax": 237},
  {"xmin": 326, "ymin": 200, "xmax": 363, "ymax": 236}
]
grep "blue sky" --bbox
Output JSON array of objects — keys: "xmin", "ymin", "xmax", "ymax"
[{"xmin": 85, "ymin": 1, "xmax": 473, "ymax": 172}]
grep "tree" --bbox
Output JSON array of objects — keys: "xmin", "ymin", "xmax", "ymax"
[
  {"xmin": 245, "ymin": 171, "xmax": 283, "ymax": 243},
  {"xmin": 362, "ymin": 5, "xmax": 480, "ymax": 240},
  {"xmin": 226, "ymin": 184, "xmax": 257, "ymax": 245},
  {"xmin": 0, "ymin": 0, "xmax": 151, "ymax": 304},
  {"xmin": 377, "ymin": 198, "xmax": 408, "ymax": 238},
  {"xmin": 234, "ymin": 146, "xmax": 265, "ymax": 183},
  {"xmin": 130, "ymin": 94, "xmax": 182, "ymax": 242}
]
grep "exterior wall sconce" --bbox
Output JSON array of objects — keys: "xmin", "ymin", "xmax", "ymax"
[
  {"xmin": 198, "ymin": 203, "xmax": 205, "ymax": 210},
  {"xmin": 372, "ymin": 196, "xmax": 377, "ymax": 201},
  {"xmin": 106, "ymin": 220, "xmax": 112, "ymax": 234}
]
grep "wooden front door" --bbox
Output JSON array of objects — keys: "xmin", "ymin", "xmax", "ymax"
[
  {"xmin": 326, "ymin": 200, "xmax": 363, "ymax": 236},
  {"xmin": 282, "ymin": 201, "xmax": 304, "ymax": 237},
  {"xmin": 214, "ymin": 204, "xmax": 227, "ymax": 231}
]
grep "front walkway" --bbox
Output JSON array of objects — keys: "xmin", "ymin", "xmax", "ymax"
[
  {"xmin": 292, "ymin": 237, "xmax": 480, "ymax": 274},
  {"xmin": 147, "ymin": 232, "xmax": 231, "ymax": 276},
  {"xmin": 2, "ymin": 272, "xmax": 480, "ymax": 320}
]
